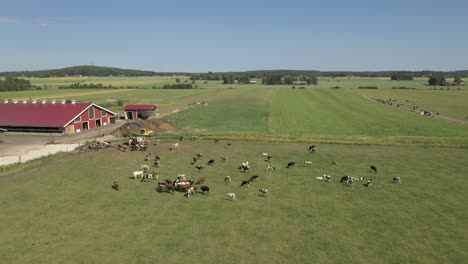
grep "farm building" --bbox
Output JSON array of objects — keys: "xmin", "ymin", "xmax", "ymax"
[
  {"xmin": 0, "ymin": 102, "xmax": 116, "ymax": 134},
  {"xmin": 293, "ymin": 81, "xmax": 308, "ymax": 86},
  {"xmin": 124, "ymin": 104, "xmax": 157, "ymax": 120}
]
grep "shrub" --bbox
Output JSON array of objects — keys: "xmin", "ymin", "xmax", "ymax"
[
  {"xmin": 117, "ymin": 100, "xmax": 124, "ymax": 106},
  {"xmin": 359, "ymin": 86, "xmax": 378, "ymax": 89}
]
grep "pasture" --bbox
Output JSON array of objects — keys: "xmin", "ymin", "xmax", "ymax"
[
  {"xmin": 354, "ymin": 88, "xmax": 468, "ymax": 120},
  {"xmin": 0, "ymin": 141, "xmax": 467, "ymax": 263}
]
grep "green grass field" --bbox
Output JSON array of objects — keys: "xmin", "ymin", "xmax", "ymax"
[
  {"xmin": 1, "ymin": 141, "xmax": 467, "ymax": 263},
  {"xmin": 354, "ymin": 88, "xmax": 468, "ymax": 119},
  {"xmin": 1, "ymin": 76, "xmax": 468, "ymax": 263}
]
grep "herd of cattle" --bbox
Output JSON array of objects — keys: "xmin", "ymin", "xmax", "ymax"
[{"xmin": 109, "ymin": 138, "xmax": 401, "ymax": 200}]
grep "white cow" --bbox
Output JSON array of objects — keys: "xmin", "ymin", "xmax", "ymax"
[
  {"xmin": 266, "ymin": 164, "xmax": 275, "ymax": 171},
  {"xmin": 224, "ymin": 176, "xmax": 231, "ymax": 183},
  {"xmin": 304, "ymin": 161, "xmax": 312, "ymax": 166},
  {"xmin": 170, "ymin": 143, "xmax": 179, "ymax": 150},
  {"xmin": 258, "ymin": 188, "xmax": 269, "ymax": 197},
  {"xmin": 132, "ymin": 171, "xmax": 144, "ymax": 179},
  {"xmin": 225, "ymin": 193, "xmax": 236, "ymax": 200}
]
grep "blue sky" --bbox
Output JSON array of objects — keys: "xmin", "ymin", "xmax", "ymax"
[{"xmin": 1, "ymin": 0, "xmax": 467, "ymax": 72}]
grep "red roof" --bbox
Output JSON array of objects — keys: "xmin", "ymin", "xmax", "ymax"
[
  {"xmin": 0, "ymin": 103, "xmax": 113, "ymax": 128},
  {"xmin": 124, "ymin": 104, "xmax": 157, "ymax": 111}
]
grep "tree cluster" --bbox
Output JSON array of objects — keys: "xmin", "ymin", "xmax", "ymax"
[
  {"xmin": 261, "ymin": 75, "xmax": 318, "ymax": 85},
  {"xmin": 0, "ymin": 76, "xmax": 33, "ymax": 91},
  {"xmin": 428, "ymin": 75, "xmax": 446, "ymax": 86},
  {"xmin": 390, "ymin": 74, "xmax": 414, "ymax": 80},
  {"xmin": 222, "ymin": 75, "xmax": 251, "ymax": 84},
  {"xmin": 161, "ymin": 83, "xmax": 193, "ymax": 89},
  {"xmin": 59, "ymin": 82, "xmax": 111, "ymax": 89}
]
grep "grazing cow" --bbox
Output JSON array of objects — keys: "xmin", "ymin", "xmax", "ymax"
[
  {"xmin": 262, "ymin": 152, "xmax": 269, "ymax": 156},
  {"xmin": 241, "ymin": 181, "xmax": 250, "ymax": 188},
  {"xmin": 258, "ymin": 188, "xmax": 269, "ymax": 197},
  {"xmin": 392, "ymin": 177, "xmax": 401, "ymax": 184},
  {"xmin": 177, "ymin": 174, "xmax": 187, "ymax": 181},
  {"xmin": 155, "ymin": 155, "xmax": 161, "ymax": 161},
  {"xmin": 141, "ymin": 165, "xmax": 150, "ymax": 172},
  {"xmin": 221, "ymin": 156, "xmax": 229, "ymax": 163},
  {"xmin": 370, "ymin": 165, "xmax": 378, "ymax": 173},
  {"xmin": 112, "ymin": 180, "xmax": 119, "ymax": 191},
  {"xmin": 179, "ymin": 136, "xmax": 184, "ymax": 141},
  {"xmin": 364, "ymin": 179, "xmax": 373, "ymax": 187},
  {"xmin": 214, "ymin": 139, "xmax": 219, "ymax": 143},
  {"xmin": 169, "ymin": 143, "xmax": 179, "ymax": 150},
  {"xmin": 200, "ymin": 185, "xmax": 210, "ymax": 194},
  {"xmin": 225, "ymin": 193, "xmax": 236, "ymax": 200},
  {"xmin": 195, "ymin": 177, "xmax": 205, "ymax": 185},
  {"xmin": 340, "ymin": 175, "xmax": 351, "ymax": 183},
  {"xmin": 153, "ymin": 160, "xmax": 161, "ymax": 167},
  {"xmin": 304, "ymin": 161, "xmax": 312, "ymax": 166},
  {"xmin": 153, "ymin": 139, "xmax": 160, "ymax": 146},
  {"xmin": 196, "ymin": 153, "xmax": 203, "ymax": 159},
  {"xmin": 164, "ymin": 178, "xmax": 172, "ymax": 184},
  {"xmin": 144, "ymin": 153, "xmax": 151, "ymax": 161},
  {"xmin": 239, "ymin": 165, "xmax": 250, "ymax": 173},
  {"xmin": 207, "ymin": 159, "xmax": 215, "ymax": 166},
  {"xmin": 309, "ymin": 144, "xmax": 317, "ymax": 152},
  {"xmin": 331, "ymin": 161, "xmax": 339, "ymax": 165},
  {"xmin": 195, "ymin": 165, "xmax": 204, "ymax": 171},
  {"xmin": 226, "ymin": 143, "xmax": 232, "ymax": 148},
  {"xmin": 224, "ymin": 176, "xmax": 231, "ymax": 183},
  {"xmin": 316, "ymin": 174, "xmax": 331, "ymax": 182},
  {"xmin": 132, "ymin": 171, "xmax": 144, "ymax": 179},
  {"xmin": 249, "ymin": 175, "xmax": 259, "ymax": 182},
  {"xmin": 287, "ymin": 162, "xmax": 296, "ymax": 168},
  {"xmin": 266, "ymin": 164, "xmax": 275, "ymax": 171},
  {"xmin": 265, "ymin": 155, "xmax": 272, "ymax": 162},
  {"xmin": 191, "ymin": 136, "xmax": 198, "ymax": 141},
  {"xmin": 150, "ymin": 171, "xmax": 159, "ymax": 181}
]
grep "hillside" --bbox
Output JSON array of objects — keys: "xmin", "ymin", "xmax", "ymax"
[{"xmin": 0, "ymin": 65, "xmax": 157, "ymax": 77}]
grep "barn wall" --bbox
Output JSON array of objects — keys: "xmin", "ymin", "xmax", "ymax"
[{"xmin": 72, "ymin": 106, "xmax": 114, "ymax": 133}]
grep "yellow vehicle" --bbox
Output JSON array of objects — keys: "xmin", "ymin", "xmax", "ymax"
[{"xmin": 127, "ymin": 122, "xmax": 155, "ymax": 136}]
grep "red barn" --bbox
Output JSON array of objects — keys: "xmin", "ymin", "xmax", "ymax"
[
  {"xmin": 124, "ymin": 104, "xmax": 157, "ymax": 120},
  {"xmin": 0, "ymin": 102, "xmax": 116, "ymax": 134}
]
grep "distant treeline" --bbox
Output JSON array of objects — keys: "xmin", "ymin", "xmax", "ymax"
[
  {"xmin": 59, "ymin": 82, "xmax": 112, "ymax": 89},
  {"xmin": 262, "ymin": 75, "xmax": 318, "ymax": 85},
  {"xmin": 391, "ymin": 74, "xmax": 414, "ymax": 80},
  {"xmin": 0, "ymin": 76, "xmax": 33, "ymax": 91},
  {"xmin": 160, "ymin": 83, "xmax": 193, "ymax": 89},
  {"xmin": 0, "ymin": 65, "xmax": 157, "ymax": 78}
]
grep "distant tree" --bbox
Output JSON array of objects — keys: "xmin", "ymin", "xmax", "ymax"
[
  {"xmin": 192, "ymin": 80, "xmax": 195, "ymax": 84},
  {"xmin": 117, "ymin": 99, "xmax": 124, "ymax": 106},
  {"xmin": 428, "ymin": 75, "xmax": 446, "ymax": 86},
  {"xmin": 175, "ymin": 78, "xmax": 180, "ymax": 83},
  {"xmin": 454, "ymin": 76, "xmax": 463, "ymax": 84},
  {"xmin": 391, "ymin": 74, "xmax": 413, "ymax": 80}
]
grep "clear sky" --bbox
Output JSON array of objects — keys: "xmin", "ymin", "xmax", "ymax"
[{"xmin": 1, "ymin": 0, "xmax": 467, "ymax": 72}]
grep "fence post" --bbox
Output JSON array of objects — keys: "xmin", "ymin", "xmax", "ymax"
[{"xmin": 19, "ymin": 155, "xmax": 22, "ymax": 163}]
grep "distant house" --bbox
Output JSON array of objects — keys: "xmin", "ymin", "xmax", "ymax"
[
  {"xmin": 124, "ymin": 104, "xmax": 158, "ymax": 120},
  {"xmin": 0, "ymin": 102, "xmax": 116, "ymax": 134},
  {"xmin": 293, "ymin": 81, "xmax": 308, "ymax": 86}
]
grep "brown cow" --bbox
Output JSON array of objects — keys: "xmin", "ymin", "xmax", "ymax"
[{"xmin": 195, "ymin": 177, "xmax": 205, "ymax": 185}]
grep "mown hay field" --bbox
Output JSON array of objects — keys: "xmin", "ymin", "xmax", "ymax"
[{"xmin": 1, "ymin": 141, "xmax": 467, "ymax": 264}]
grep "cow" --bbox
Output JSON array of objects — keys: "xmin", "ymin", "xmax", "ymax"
[
  {"xmin": 224, "ymin": 176, "xmax": 231, "ymax": 183},
  {"xmin": 207, "ymin": 159, "xmax": 215, "ymax": 166},
  {"xmin": 249, "ymin": 175, "xmax": 259, "ymax": 182},
  {"xmin": 153, "ymin": 160, "xmax": 160, "ymax": 167},
  {"xmin": 200, "ymin": 186, "xmax": 210, "ymax": 195},
  {"xmin": 304, "ymin": 161, "xmax": 312, "ymax": 166},
  {"xmin": 241, "ymin": 181, "xmax": 250, "ymax": 188},
  {"xmin": 392, "ymin": 177, "xmax": 401, "ymax": 184},
  {"xmin": 265, "ymin": 155, "xmax": 272, "ymax": 162},
  {"xmin": 309, "ymin": 144, "xmax": 317, "ymax": 152},
  {"xmin": 287, "ymin": 162, "xmax": 295, "ymax": 168},
  {"xmin": 331, "ymin": 161, "xmax": 339, "ymax": 165},
  {"xmin": 370, "ymin": 165, "xmax": 378, "ymax": 173},
  {"xmin": 140, "ymin": 165, "xmax": 150, "ymax": 172},
  {"xmin": 132, "ymin": 171, "xmax": 144, "ymax": 179},
  {"xmin": 226, "ymin": 143, "xmax": 232, "ymax": 148},
  {"xmin": 316, "ymin": 175, "xmax": 331, "ymax": 182},
  {"xmin": 144, "ymin": 153, "xmax": 151, "ymax": 161},
  {"xmin": 112, "ymin": 180, "xmax": 119, "ymax": 191},
  {"xmin": 221, "ymin": 156, "xmax": 229, "ymax": 163},
  {"xmin": 225, "ymin": 193, "xmax": 236, "ymax": 200},
  {"xmin": 195, "ymin": 165, "xmax": 204, "ymax": 171},
  {"xmin": 364, "ymin": 179, "xmax": 373, "ymax": 187},
  {"xmin": 266, "ymin": 164, "xmax": 275, "ymax": 171},
  {"xmin": 169, "ymin": 143, "xmax": 179, "ymax": 150},
  {"xmin": 258, "ymin": 188, "xmax": 269, "ymax": 197},
  {"xmin": 195, "ymin": 177, "xmax": 205, "ymax": 185},
  {"xmin": 196, "ymin": 153, "xmax": 203, "ymax": 159}
]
